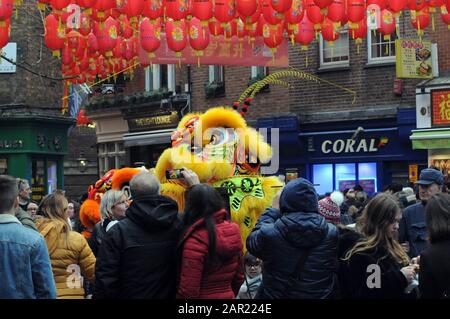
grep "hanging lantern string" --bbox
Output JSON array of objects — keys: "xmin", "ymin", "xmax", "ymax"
[{"xmin": 61, "ymin": 61, "xmax": 141, "ymax": 103}]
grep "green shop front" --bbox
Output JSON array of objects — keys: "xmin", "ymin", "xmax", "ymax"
[{"xmin": 0, "ymin": 116, "xmax": 74, "ymax": 202}]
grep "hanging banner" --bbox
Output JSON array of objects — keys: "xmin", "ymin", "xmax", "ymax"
[
  {"xmin": 395, "ymin": 39, "xmax": 432, "ymax": 79},
  {"xmin": 409, "ymin": 164, "xmax": 418, "ymax": 183},
  {"xmin": 139, "ymin": 34, "xmax": 289, "ymax": 67},
  {"xmin": 431, "ymin": 89, "xmax": 450, "ymax": 126}
]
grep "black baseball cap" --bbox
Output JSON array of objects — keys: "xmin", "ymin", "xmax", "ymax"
[{"xmin": 416, "ymin": 168, "xmax": 444, "ymax": 186}]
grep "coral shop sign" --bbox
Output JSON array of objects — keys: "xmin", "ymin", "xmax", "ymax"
[{"xmin": 321, "ymin": 138, "xmax": 389, "ymax": 154}]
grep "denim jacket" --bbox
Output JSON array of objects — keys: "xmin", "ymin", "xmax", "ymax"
[{"xmin": 0, "ymin": 214, "xmax": 57, "ymax": 299}]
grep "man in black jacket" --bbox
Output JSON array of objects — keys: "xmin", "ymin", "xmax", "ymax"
[{"xmin": 94, "ymin": 171, "xmax": 184, "ymax": 299}]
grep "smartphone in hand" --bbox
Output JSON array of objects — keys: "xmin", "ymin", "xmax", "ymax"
[{"xmin": 166, "ymin": 169, "xmax": 185, "ymax": 180}]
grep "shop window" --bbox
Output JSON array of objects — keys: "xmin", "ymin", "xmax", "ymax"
[
  {"xmin": 313, "ymin": 164, "xmax": 333, "ymax": 195},
  {"xmin": 32, "ymin": 159, "xmax": 46, "ymax": 202},
  {"xmin": 367, "ymin": 16, "xmax": 399, "ymax": 64},
  {"xmin": 47, "ymin": 161, "xmax": 57, "ymax": 193},
  {"xmin": 319, "ymin": 27, "xmax": 349, "ymax": 68},
  {"xmin": 335, "ymin": 163, "xmax": 356, "ymax": 191},
  {"xmin": 206, "ymin": 65, "xmax": 225, "ymax": 98},
  {"xmin": 358, "ymin": 163, "xmax": 378, "ymax": 193},
  {"xmin": 145, "ymin": 64, "xmax": 176, "ymax": 93},
  {"xmin": 98, "ymin": 142, "xmax": 126, "ymax": 177},
  {"xmin": 209, "ymin": 65, "xmax": 224, "ymax": 84}
]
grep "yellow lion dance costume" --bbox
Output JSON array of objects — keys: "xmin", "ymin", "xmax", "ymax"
[{"xmin": 80, "ymin": 107, "xmax": 282, "ymax": 246}]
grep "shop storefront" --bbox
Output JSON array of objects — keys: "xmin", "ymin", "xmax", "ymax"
[
  {"xmin": 301, "ymin": 108, "xmax": 427, "ymax": 195},
  {"xmin": 411, "ymin": 77, "xmax": 450, "ymax": 181},
  {"xmin": 0, "ymin": 116, "xmax": 73, "ymax": 202}
]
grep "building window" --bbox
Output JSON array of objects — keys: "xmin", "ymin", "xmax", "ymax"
[
  {"xmin": 319, "ymin": 28, "xmax": 349, "ymax": 68},
  {"xmin": 145, "ymin": 64, "xmax": 176, "ymax": 93},
  {"xmin": 367, "ymin": 17, "xmax": 399, "ymax": 64},
  {"xmin": 251, "ymin": 66, "xmax": 267, "ymax": 79},
  {"xmin": 209, "ymin": 65, "xmax": 224, "ymax": 84},
  {"xmin": 312, "ymin": 162, "xmax": 378, "ymax": 195},
  {"xmin": 98, "ymin": 142, "xmax": 126, "ymax": 177}
]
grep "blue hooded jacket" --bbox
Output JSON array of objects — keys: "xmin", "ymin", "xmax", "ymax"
[{"xmin": 246, "ymin": 178, "xmax": 338, "ymax": 299}]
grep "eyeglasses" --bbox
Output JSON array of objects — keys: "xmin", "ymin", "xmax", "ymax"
[{"xmin": 246, "ymin": 263, "xmax": 262, "ymax": 268}]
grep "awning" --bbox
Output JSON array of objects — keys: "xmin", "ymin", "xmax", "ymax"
[
  {"xmin": 123, "ymin": 129, "xmax": 173, "ymax": 147},
  {"xmin": 410, "ymin": 128, "xmax": 450, "ymax": 149}
]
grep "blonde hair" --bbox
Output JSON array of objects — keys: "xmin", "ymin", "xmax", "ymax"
[
  {"xmin": 38, "ymin": 192, "xmax": 71, "ymax": 236},
  {"xmin": 343, "ymin": 193, "xmax": 409, "ymax": 265},
  {"xmin": 100, "ymin": 190, "xmax": 126, "ymax": 220}
]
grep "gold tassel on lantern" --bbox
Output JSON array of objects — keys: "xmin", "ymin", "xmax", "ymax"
[{"xmin": 432, "ymin": 14, "xmax": 435, "ymax": 31}]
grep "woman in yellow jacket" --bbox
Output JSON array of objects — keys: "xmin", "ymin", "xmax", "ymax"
[{"xmin": 35, "ymin": 191, "xmax": 95, "ymax": 299}]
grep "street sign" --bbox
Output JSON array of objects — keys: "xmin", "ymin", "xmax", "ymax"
[{"xmin": 0, "ymin": 43, "xmax": 17, "ymax": 73}]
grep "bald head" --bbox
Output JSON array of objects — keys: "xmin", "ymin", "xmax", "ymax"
[{"xmin": 130, "ymin": 171, "xmax": 161, "ymax": 198}]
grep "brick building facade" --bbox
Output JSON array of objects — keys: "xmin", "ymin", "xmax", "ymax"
[{"xmin": 84, "ymin": 11, "xmax": 450, "ymax": 194}]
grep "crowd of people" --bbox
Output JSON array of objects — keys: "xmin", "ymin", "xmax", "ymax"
[{"xmin": 1, "ymin": 166, "xmax": 450, "ymax": 299}]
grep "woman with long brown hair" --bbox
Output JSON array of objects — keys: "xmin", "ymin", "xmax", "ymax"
[
  {"xmin": 35, "ymin": 191, "xmax": 96, "ymax": 299},
  {"xmin": 339, "ymin": 193, "xmax": 417, "ymax": 298}
]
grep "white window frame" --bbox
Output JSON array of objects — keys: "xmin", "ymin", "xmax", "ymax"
[
  {"xmin": 208, "ymin": 65, "xmax": 224, "ymax": 84},
  {"xmin": 367, "ymin": 16, "xmax": 399, "ymax": 64},
  {"xmin": 145, "ymin": 64, "xmax": 176, "ymax": 93},
  {"xmin": 319, "ymin": 27, "xmax": 350, "ymax": 69},
  {"xmin": 251, "ymin": 66, "xmax": 268, "ymax": 78},
  {"xmin": 98, "ymin": 142, "xmax": 126, "ymax": 177}
]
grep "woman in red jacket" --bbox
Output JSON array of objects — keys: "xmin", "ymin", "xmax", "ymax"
[{"xmin": 177, "ymin": 184, "xmax": 244, "ymax": 299}]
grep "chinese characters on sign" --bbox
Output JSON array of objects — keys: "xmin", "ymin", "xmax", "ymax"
[
  {"xmin": 395, "ymin": 39, "xmax": 432, "ymax": 79},
  {"xmin": 431, "ymin": 90, "xmax": 450, "ymax": 126},
  {"xmin": 37, "ymin": 135, "xmax": 62, "ymax": 151},
  {"xmin": 139, "ymin": 34, "xmax": 289, "ymax": 67}
]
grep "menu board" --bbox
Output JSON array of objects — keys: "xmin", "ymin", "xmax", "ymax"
[{"xmin": 395, "ymin": 39, "xmax": 432, "ymax": 79}]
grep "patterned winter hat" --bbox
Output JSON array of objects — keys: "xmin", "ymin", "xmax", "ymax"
[{"xmin": 318, "ymin": 197, "xmax": 341, "ymax": 225}]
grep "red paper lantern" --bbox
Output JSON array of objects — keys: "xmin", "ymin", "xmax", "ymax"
[
  {"xmin": 313, "ymin": 0, "xmax": 333, "ymax": 10},
  {"xmin": 237, "ymin": 0, "xmax": 258, "ymax": 16},
  {"xmin": 239, "ymin": 1, "xmax": 261, "ymax": 25},
  {"xmin": 95, "ymin": 16, "xmax": 118, "ymax": 56},
  {"xmin": 215, "ymin": 0, "xmax": 236, "ymax": 24},
  {"xmin": 189, "ymin": 17, "xmax": 210, "ymax": 55},
  {"xmin": 91, "ymin": 7, "xmax": 110, "ymax": 22},
  {"xmin": 62, "ymin": 44, "xmax": 75, "ymax": 66},
  {"xmin": 113, "ymin": 36, "xmax": 123, "ymax": 59},
  {"xmin": 378, "ymin": 9, "xmax": 396, "ymax": 37},
  {"xmin": 350, "ymin": 17, "xmax": 367, "ymax": 39},
  {"xmin": 286, "ymin": 0, "xmax": 305, "ymax": 24},
  {"xmin": 143, "ymin": 0, "xmax": 163, "ymax": 20},
  {"xmin": 51, "ymin": 0, "xmax": 70, "ymax": 12},
  {"xmin": 78, "ymin": 0, "xmax": 98, "ymax": 9},
  {"xmin": 224, "ymin": 18, "xmax": 237, "ymax": 37},
  {"xmin": 408, "ymin": 0, "xmax": 427, "ymax": 11},
  {"xmin": 387, "ymin": 0, "xmax": 407, "ymax": 12},
  {"xmin": 192, "ymin": 0, "xmax": 213, "ymax": 22},
  {"xmin": 347, "ymin": 0, "xmax": 366, "ymax": 23},
  {"xmin": 367, "ymin": 0, "xmax": 387, "ymax": 10},
  {"xmin": 0, "ymin": 0, "xmax": 13, "ymax": 22},
  {"xmin": 121, "ymin": 0, "xmax": 145, "ymax": 22},
  {"xmin": 78, "ymin": 13, "xmax": 93, "ymax": 36},
  {"xmin": 411, "ymin": 7, "xmax": 430, "ymax": 33},
  {"xmin": 441, "ymin": 4, "xmax": 450, "ymax": 23},
  {"xmin": 165, "ymin": 19, "xmax": 187, "ymax": 57},
  {"xmin": 209, "ymin": 19, "xmax": 224, "ymax": 35},
  {"xmin": 120, "ymin": 16, "xmax": 134, "ymax": 38},
  {"xmin": 44, "ymin": 13, "xmax": 66, "ymax": 56},
  {"xmin": 0, "ymin": 18, "xmax": 10, "ymax": 48},
  {"xmin": 428, "ymin": 0, "xmax": 444, "ymax": 8},
  {"xmin": 262, "ymin": 19, "xmax": 283, "ymax": 49},
  {"xmin": 94, "ymin": 0, "xmax": 114, "ymax": 11},
  {"xmin": 306, "ymin": 0, "xmax": 325, "ymax": 25},
  {"xmin": 327, "ymin": 0, "xmax": 345, "ymax": 23},
  {"xmin": 87, "ymin": 32, "xmax": 99, "ymax": 54},
  {"xmin": 321, "ymin": 17, "xmax": 339, "ymax": 42},
  {"xmin": 140, "ymin": 17, "xmax": 161, "ymax": 58},
  {"xmin": 295, "ymin": 14, "xmax": 314, "ymax": 47},
  {"xmin": 271, "ymin": 0, "xmax": 293, "ymax": 13},
  {"xmin": 262, "ymin": 0, "xmax": 282, "ymax": 24},
  {"xmin": 166, "ymin": 0, "xmax": 189, "ymax": 21}
]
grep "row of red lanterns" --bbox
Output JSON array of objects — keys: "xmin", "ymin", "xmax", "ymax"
[{"xmin": 2, "ymin": 0, "xmax": 450, "ymax": 85}]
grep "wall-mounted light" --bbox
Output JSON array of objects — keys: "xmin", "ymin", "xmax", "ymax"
[{"xmin": 77, "ymin": 158, "xmax": 88, "ymax": 173}]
